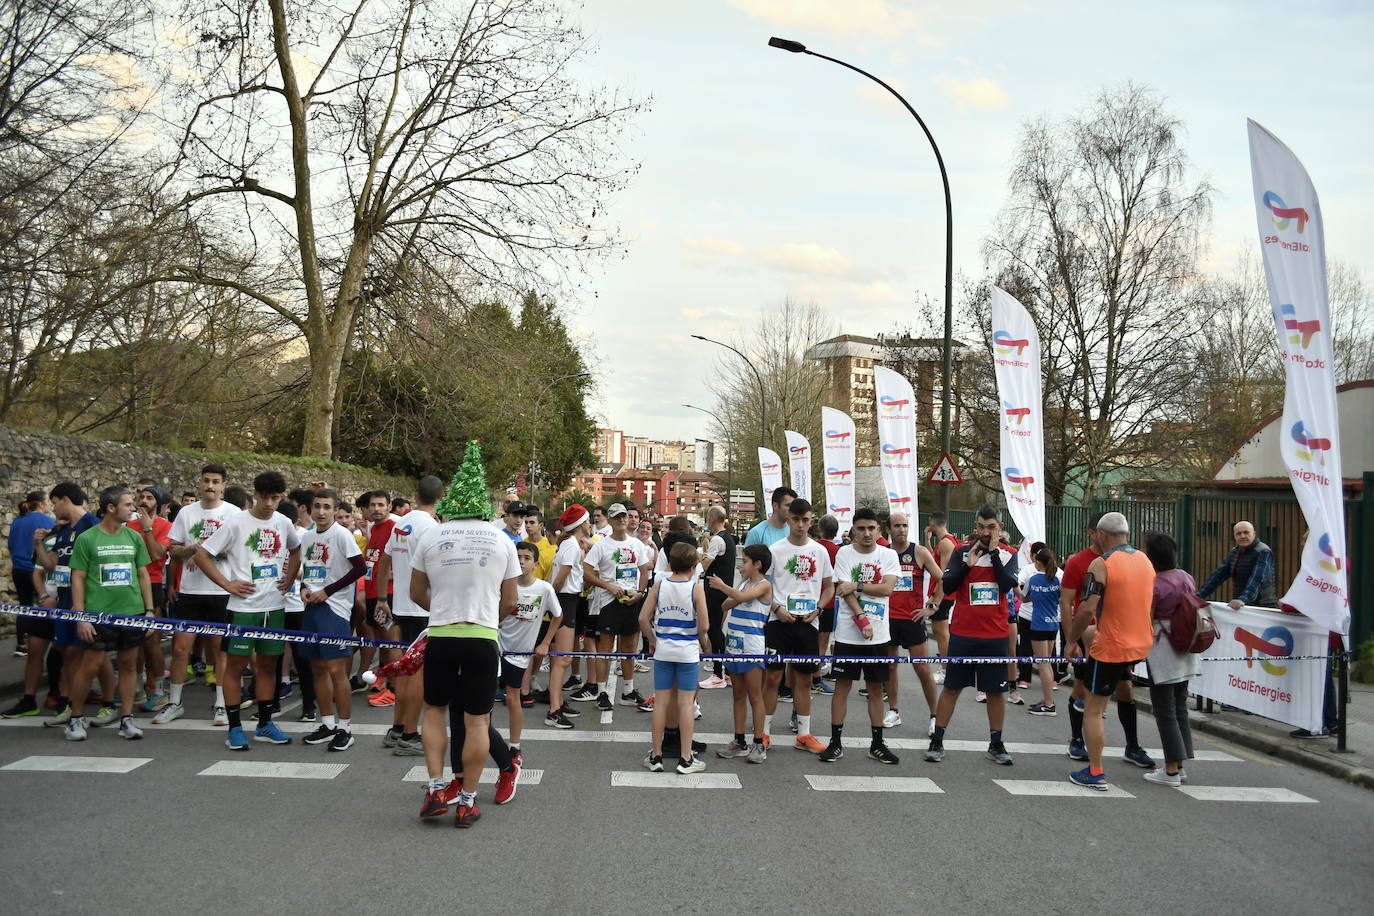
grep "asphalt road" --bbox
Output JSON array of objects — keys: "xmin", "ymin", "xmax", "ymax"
[{"xmin": 2, "ymin": 665, "xmax": 1371, "ymax": 916}]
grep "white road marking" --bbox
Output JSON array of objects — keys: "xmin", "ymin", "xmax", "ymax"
[
  {"xmin": 401, "ymin": 766, "xmax": 544, "ymax": 785},
  {"xmin": 994, "ymin": 778, "xmax": 1136, "ymax": 798},
  {"xmin": 804, "ymin": 775, "xmax": 943, "ymax": 793},
  {"xmin": 1, "ymin": 755, "xmax": 151, "ymax": 774},
  {"xmin": 610, "ymin": 770, "xmax": 741, "ymax": 789},
  {"xmin": 1177, "ymin": 785, "xmax": 1318, "ymax": 803},
  {"xmin": 198, "ymin": 761, "xmax": 347, "ymax": 779}
]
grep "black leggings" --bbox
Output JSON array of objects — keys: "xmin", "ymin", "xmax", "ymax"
[
  {"xmin": 706, "ymin": 591, "xmax": 727, "ymax": 678},
  {"xmin": 448, "ymin": 709, "xmax": 513, "ymax": 774},
  {"xmin": 1016, "ymin": 618, "xmax": 1035, "ymax": 684}
]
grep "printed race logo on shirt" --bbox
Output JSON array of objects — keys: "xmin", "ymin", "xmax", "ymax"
[
  {"xmin": 1236, "ymin": 624, "xmax": 1294, "ymax": 677},
  {"xmin": 850, "ymin": 561, "xmax": 882, "ymax": 584},
  {"xmin": 305, "ymin": 541, "xmax": 331, "ymax": 564},
  {"xmin": 189, "ymin": 518, "xmax": 222, "ymax": 544},
  {"xmin": 246, "ymin": 527, "xmax": 282, "ymax": 558},
  {"xmin": 611, "ymin": 546, "xmax": 637, "ymax": 567},
  {"xmin": 784, "ymin": 553, "xmax": 817, "ymax": 581}
]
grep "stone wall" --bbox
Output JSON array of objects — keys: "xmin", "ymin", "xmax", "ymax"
[{"xmin": 0, "ymin": 424, "xmax": 414, "ymax": 622}]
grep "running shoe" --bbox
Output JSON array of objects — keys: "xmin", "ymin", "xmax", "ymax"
[
  {"xmin": 692, "ymin": 739, "xmax": 706, "ymax": 755},
  {"xmin": 299, "ymin": 704, "xmax": 318, "ymax": 723},
  {"xmin": 530, "ymin": 688, "xmax": 551, "ymax": 704},
  {"xmin": 762, "ymin": 734, "xmax": 771, "ymax": 749},
  {"xmin": 1071, "ymin": 697, "xmax": 1085, "ymax": 714},
  {"xmin": 676, "ymin": 755, "xmax": 706, "ymax": 774},
  {"xmin": 637, "ymin": 695, "xmax": 654, "ymax": 712},
  {"xmin": 442, "ymin": 777, "xmax": 464, "ymax": 804},
  {"xmin": 91, "ymin": 705, "xmax": 118, "ymax": 727},
  {"xmin": 213, "ymin": 706, "xmax": 229, "ymax": 726},
  {"xmin": 303, "ymin": 725, "xmax": 337, "ymax": 745},
  {"xmin": 563, "ymin": 674, "xmax": 584, "ymax": 690},
  {"xmin": 1058, "ymin": 672, "xmax": 1074, "ymax": 687},
  {"xmin": 882, "ymin": 709, "xmax": 901, "ymax": 728},
  {"xmin": 151, "ymin": 702, "xmax": 184, "ymax": 725},
  {"xmin": 545, "ymin": 709, "xmax": 575, "ymax": 729},
  {"xmin": 383, "ymin": 726, "xmax": 403, "ymax": 748},
  {"xmin": 11, "ymin": 646, "xmax": 25, "ymax": 658},
  {"xmin": 193, "ymin": 660, "xmax": 206, "ymax": 679},
  {"xmin": 519, "ymin": 694, "xmax": 535, "ymax": 709},
  {"xmin": 392, "ymin": 736, "xmax": 424, "ymax": 756},
  {"xmin": 717, "ymin": 739, "xmax": 750, "ymax": 758},
  {"xmin": 420, "ymin": 789, "xmax": 449, "ymax": 819},
  {"xmin": 568, "ymin": 685, "xmax": 598, "ymax": 703},
  {"xmin": 619, "ymin": 689, "xmax": 645, "ymax": 707},
  {"xmin": 65, "ymin": 716, "xmax": 88, "ymax": 741},
  {"xmin": 254, "ymin": 722, "xmax": 292, "ymax": 745},
  {"xmin": 699, "ymin": 676, "xmax": 729, "ymax": 690},
  {"xmin": 1028, "ymin": 702, "xmax": 1057, "ymax": 716},
  {"xmin": 857, "ymin": 687, "xmax": 868, "ymax": 698},
  {"xmin": 1016, "ymin": 680, "xmax": 1031, "ymax": 689},
  {"xmin": 494, "ymin": 761, "xmax": 521, "ymax": 804},
  {"xmin": 367, "ymin": 688, "xmax": 396, "ymax": 708},
  {"xmin": 1008, "ymin": 689, "xmax": 1026, "ymax": 706},
  {"xmin": 986, "ymin": 743, "xmax": 1013, "ymax": 766},
  {"xmin": 349, "ymin": 674, "xmax": 367, "ymax": 693},
  {"xmin": 204, "ymin": 669, "xmax": 217, "ymax": 687},
  {"xmin": 789, "ymin": 711, "xmax": 800, "ymax": 734},
  {"xmin": 140, "ymin": 693, "xmax": 167, "ymax": 713},
  {"xmin": 795, "ymin": 734, "xmax": 826, "ymax": 754},
  {"xmin": 511, "ymin": 748, "xmax": 524, "ymax": 768},
  {"xmin": 634, "ymin": 660, "xmax": 651, "ymax": 673},
  {"xmin": 328, "ymin": 729, "xmax": 354, "ymax": 752},
  {"xmin": 868, "ymin": 743, "xmax": 900, "ymax": 765},
  {"xmin": 923, "ymin": 741, "xmax": 944, "ymax": 762},
  {"xmin": 1122, "ymin": 746, "xmax": 1157, "ymax": 768},
  {"xmin": 747, "ymin": 742, "xmax": 767, "ymax": 764},
  {"xmin": 1143, "ymin": 769, "xmax": 1182, "ymax": 787},
  {"xmin": 1068, "ymin": 738, "xmax": 1088, "ymax": 760},
  {"xmin": 44, "ymin": 693, "xmax": 60, "ymax": 710},
  {"xmin": 811, "ymin": 679, "xmax": 834, "ymax": 695},
  {"xmin": 933, "ymin": 668, "xmax": 945, "ymax": 685},
  {"xmin": 559, "ymin": 704, "xmax": 583, "ymax": 718},
  {"xmin": 974, "ymin": 691, "xmax": 987, "ymax": 704},
  {"xmin": 1070, "ymin": 767, "xmax": 1109, "ymax": 791},
  {"xmin": 596, "ymin": 692, "xmax": 614, "ymax": 711},
  {"xmin": 118, "ymin": 716, "xmax": 143, "ymax": 740},
  {"xmin": 44, "ymin": 705, "xmax": 72, "ymax": 726},
  {"xmin": 778, "ymin": 686, "xmax": 793, "ymax": 703},
  {"xmin": 225, "ymin": 726, "xmax": 249, "ymax": 750},
  {"xmin": 277, "ymin": 682, "xmax": 293, "ymax": 700},
  {"xmin": 1, "ymin": 696, "xmax": 39, "ymax": 718},
  {"xmin": 644, "ymin": 753, "xmax": 664, "ymax": 772},
  {"xmin": 819, "ymin": 743, "xmax": 844, "ymax": 763},
  {"xmin": 453, "ymin": 803, "xmax": 481, "ymax": 828}
]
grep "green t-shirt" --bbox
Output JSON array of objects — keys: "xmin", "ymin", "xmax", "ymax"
[{"xmin": 70, "ymin": 524, "xmax": 150, "ymax": 616}]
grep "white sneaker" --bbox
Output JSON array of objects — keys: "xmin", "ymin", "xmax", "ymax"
[
  {"xmin": 65, "ymin": 717, "xmax": 88, "ymax": 741},
  {"xmin": 882, "ymin": 709, "xmax": 901, "ymax": 728},
  {"xmin": 698, "ymin": 676, "xmax": 729, "ymax": 690},
  {"xmin": 933, "ymin": 670, "xmax": 945, "ymax": 685},
  {"xmin": 676, "ymin": 755, "xmax": 706, "ymax": 774},
  {"xmin": 90, "ymin": 705, "xmax": 118, "ymax": 727},
  {"xmin": 1143, "ymin": 769, "xmax": 1181, "ymax": 787},
  {"xmin": 118, "ymin": 716, "xmax": 143, "ymax": 740},
  {"xmin": 975, "ymin": 691, "xmax": 988, "ymax": 703},
  {"xmin": 633, "ymin": 661, "xmax": 650, "ymax": 673},
  {"xmin": 151, "ymin": 702, "xmax": 184, "ymax": 725},
  {"xmin": 212, "ymin": 706, "xmax": 228, "ymax": 726}
]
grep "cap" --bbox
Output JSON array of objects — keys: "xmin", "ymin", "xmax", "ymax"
[
  {"xmin": 559, "ymin": 505, "xmax": 589, "ymax": 532},
  {"xmin": 503, "ymin": 500, "xmax": 527, "ymax": 515},
  {"xmin": 607, "ymin": 503, "xmax": 628, "ymax": 518}
]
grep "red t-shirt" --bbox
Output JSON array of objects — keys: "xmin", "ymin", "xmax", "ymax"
[
  {"xmin": 364, "ymin": 518, "xmax": 396, "ymax": 598},
  {"xmin": 949, "ymin": 543, "xmax": 1016, "ymax": 639},
  {"xmin": 126, "ymin": 517, "xmax": 172, "ymax": 584},
  {"xmin": 1059, "ymin": 547, "xmax": 1099, "ymax": 622}
]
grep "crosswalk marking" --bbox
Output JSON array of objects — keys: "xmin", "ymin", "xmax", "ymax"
[
  {"xmin": 804, "ymin": 775, "xmax": 943, "ymax": 793},
  {"xmin": 401, "ymin": 766, "xmax": 544, "ymax": 785},
  {"xmin": 610, "ymin": 770, "xmax": 741, "ymax": 789},
  {"xmin": 994, "ymin": 778, "xmax": 1136, "ymax": 798},
  {"xmin": 1177, "ymin": 785, "xmax": 1318, "ymax": 803},
  {"xmin": 198, "ymin": 761, "xmax": 348, "ymax": 779},
  {"xmin": 1, "ymin": 755, "xmax": 151, "ymax": 774}
]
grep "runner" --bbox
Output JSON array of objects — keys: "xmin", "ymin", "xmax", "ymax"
[
  {"xmin": 709, "ymin": 544, "xmax": 771, "ymax": 763},
  {"xmin": 1019, "ymin": 546, "xmax": 1062, "ymax": 716},
  {"xmin": 700, "ymin": 506, "xmax": 737, "ymax": 688},
  {"xmin": 821, "ymin": 508, "xmax": 900, "ymax": 765},
  {"xmin": 359, "ymin": 491, "xmax": 398, "ymax": 705},
  {"xmin": 744, "ymin": 487, "xmax": 796, "ymax": 548},
  {"xmin": 500, "ymin": 542, "xmax": 560, "ymax": 754},
  {"xmin": 592, "ymin": 505, "xmax": 611, "ymax": 538},
  {"xmin": 812, "ymin": 514, "xmax": 842, "ymax": 696},
  {"xmin": 296, "ymin": 489, "xmax": 366, "ymax": 752},
  {"xmin": 884, "ymin": 512, "xmax": 943, "ymax": 736},
  {"xmin": 127, "ymin": 485, "xmax": 171, "ymax": 711},
  {"xmin": 923, "ymin": 510, "xmax": 960, "ymax": 681},
  {"xmin": 925, "ymin": 505, "xmax": 1018, "ymax": 767},
  {"xmin": 524, "ymin": 511, "xmax": 556, "ymax": 581},
  {"xmin": 639, "ymin": 541, "xmax": 710, "ymax": 774},
  {"xmin": 2, "ymin": 492, "xmax": 56, "ymax": 718},
  {"xmin": 194, "ymin": 471, "xmax": 301, "ymax": 751},
  {"xmin": 499, "ymin": 500, "xmax": 527, "ymax": 542},
  {"xmin": 547, "ymin": 505, "xmax": 592, "ymax": 728},
  {"xmin": 65, "ymin": 486, "xmax": 155, "ymax": 741},
  {"xmin": 580, "ymin": 503, "xmax": 651, "ymax": 712},
  {"xmin": 36, "ymin": 483, "xmax": 101, "ymax": 729}
]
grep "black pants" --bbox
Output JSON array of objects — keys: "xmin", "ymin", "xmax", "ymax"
[
  {"xmin": 1148, "ymin": 681, "xmax": 1194, "ymax": 765},
  {"xmin": 11, "ymin": 568, "xmax": 36, "ymax": 644},
  {"xmin": 448, "ymin": 710, "xmax": 513, "ymax": 774},
  {"xmin": 1015, "ymin": 617, "xmax": 1035, "ymax": 684},
  {"xmin": 706, "ymin": 589, "xmax": 727, "ymax": 677}
]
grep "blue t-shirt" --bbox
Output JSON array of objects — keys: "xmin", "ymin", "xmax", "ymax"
[
  {"xmin": 1026, "ymin": 571, "xmax": 1062, "ymax": 631},
  {"xmin": 54, "ymin": 512, "xmax": 99, "ymax": 609},
  {"xmin": 8, "ymin": 511, "xmax": 55, "ymax": 572},
  {"xmin": 744, "ymin": 519, "xmax": 788, "ymax": 548}
]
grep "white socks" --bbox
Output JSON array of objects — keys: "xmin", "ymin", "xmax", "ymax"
[{"xmin": 798, "ymin": 715, "xmax": 811, "ymax": 737}]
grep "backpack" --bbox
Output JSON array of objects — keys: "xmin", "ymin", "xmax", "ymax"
[{"xmin": 1153, "ymin": 570, "xmax": 1219, "ymax": 654}]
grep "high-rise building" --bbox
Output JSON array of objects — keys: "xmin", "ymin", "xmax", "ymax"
[{"xmin": 593, "ymin": 428, "xmax": 624, "ymax": 464}]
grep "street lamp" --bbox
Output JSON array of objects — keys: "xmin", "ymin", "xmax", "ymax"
[
  {"xmin": 683, "ymin": 403, "xmax": 733, "ymax": 512},
  {"xmin": 767, "ymin": 36, "xmax": 956, "ymax": 514},
  {"xmin": 690, "ymin": 334, "xmax": 767, "ymax": 453},
  {"xmin": 528, "ymin": 371, "xmax": 592, "ymax": 507}
]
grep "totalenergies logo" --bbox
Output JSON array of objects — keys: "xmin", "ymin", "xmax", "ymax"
[
  {"xmin": 887, "ymin": 491, "xmax": 912, "ymax": 508},
  {"xmin": 1263, "ymin": 190, "xmax": 1310, "ymax": 234},
  {"xmin": 881, "ymin": 444, "xmax": 911, "ymax": 458},
  {"xmin": 1280, "ymin": 304, "xmax": 1320, "ymax": 348},
  {"xmin": 879, "ymin": 395, "xmax": 909, "ymax": 414},
  {"xmin": 1004, "ymin": 467, "xmax": 1034, "ymax": 492},
  {"xmin": 828, "ymin": 503, "xmax": 852, "ymax": 515},
  {"xmin": 824, "ymin": 429, "xmax": 851, "ymax": 442},
  {"xmin": 788, "ymin": 445, "xmax": 807, "ymax": 457},
  {"xmin": 1236, "ymin": 624, "xmax": 1294, "ymax": 676},
  {"xmin": 1318, "ymin": 533, "xmax": 1342, "ymax": 574},
  {"xmin": 825, "ymin": 467, "xmax": 851, "ymax": 480},
  {"xmin": 1002, "ymin": 400, "xmax": 1031, "ymax": 425},
  {"xmin": 1290, "ymin": 420, "xmax": 1332, "ymax": 465},
  {"xmin": 761, "ymin": 462, "xmax": 780, "ymax": 472},
  {"xmin": 993, "ymin": 330, "xmax": 1029, "ymax": 356}
]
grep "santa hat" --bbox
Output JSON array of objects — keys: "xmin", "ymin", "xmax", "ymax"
[{"xmin": 559, "ymin": 504, "xmax": 589, "ymax": 533}]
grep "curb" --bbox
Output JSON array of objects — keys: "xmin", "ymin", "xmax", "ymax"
[{"xmin": 1134, "ymin": 691, "xmax": 1374, "ymax": 792}]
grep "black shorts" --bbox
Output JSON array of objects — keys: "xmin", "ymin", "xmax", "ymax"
[
  {"xmin": 598, "ymin": 598, "xmax": 641, "ymax": 638},
  {"xmin": 929, "ymin": 599, "xmax": 953, "ymax": 622},
  {"xmin": 177, "ymin": 593, "xmax": 230, "ymax": 626},
  {"xmin": 24, "ymin": 613, "xmax": 55, "ymax": 641},
  {"xmin": 818, "ymin": 605, "xmax": 836, "ymax": 633},
  {"xmin": 831, "ymin": 641, "xmax": 890, "ymax": 683},
  {"xmin": 499, "ymin": 656, "xmax": 530, "ymax": 690},
  {"xmin": 764, "ymin": 620, "xmax": 820, "ymax": 674},
  {"xmin": 1085, "ymin": 656, "xmax": 1140, "ymax": 696},
  {"xmin": 1029, "ymin": 628, "xmax": 1059, "ymax": 642},
  {"xmin": 423, "ymin": 636, "xmax": 499, "ymax": 715},
  {"xmin": 943, "ymin": 634, "xmax": 1010, "ymax": 693},
  {"xmin": 396, "ymin": 615, "xmax": 427, "ymax": 644},
  {"xmin": 558, "ymin": 593, "xmax": 583, "ymax": 629},
  {"xmin": 889, "ymin": 618, "xmax": 928, "ymax": 649},
  {"xmin": 149, "ymin": 583, "xmax": 166, "ymax": 612},
  {"xmin": 87, "ymin": 622, "xmax": 147, "ymax": 652}
]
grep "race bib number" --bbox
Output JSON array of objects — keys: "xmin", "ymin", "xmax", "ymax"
[
  {"xmin": 726, "ymin": 634, "xmax": 745, "ymax": 654},
  {"xmin": 969, "ymin": 582, "xmax": 999, "ymax": 606},
  {"xmin": 896, "ymin": 572, "xmax": 914, "ymax": 592},
  {"xmin": 251, "ymin": 562, "xmax": 280, "ymax": 583},
  {"xmin": 615, "ymin": 566, "xmax": 638, "ymax": 586},
  {"xmin": 53, "ymin": 566, "xmax": 72, "ymax": 588},
  {"xmin": 787, "ymin": 595, "xmax": 816, "ymax": 616},
  {"xmin": 859, "ymin": 598, "xmax": 885, "ymax": 619},
  {"xmin": 516, "ymin": 600, "xmax": 540, "ymax": 620},
  {"xmin": 99, "ymin": 562, "xmax": 133, "ymax": 587},
  {"xmin": 303, "ymin": 564, "xmax": 328, "ymax": 586}
]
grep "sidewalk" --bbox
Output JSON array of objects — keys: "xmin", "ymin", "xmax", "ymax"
[{"xmin": 1133, "ymin": 679, "xmax": 1374, "ymax": 791}]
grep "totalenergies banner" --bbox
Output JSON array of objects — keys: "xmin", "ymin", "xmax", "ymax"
[
  {"xmin": 1192, "ymin": 604, "xmax": 1326, "ymax": 732},
  {"xmin": 818, "ymin": 406, "xmax": 851, "ymax": 538},
  {"xmin": 1248, "ymin": 119, "xmax": 1350, "ymax": 638},
  {"xmin": 784, "ymin": 430, "xmax": 812, "ymax": 503},
  {"xmin": 758, "ymin": 447, "xmax": 784, "ymax": 513},
  {"xmin": 820, "ymin": 407, "xmax": 856, "ymax": 538},
  {"xmin": 873, "ymin": 366, "xmax": 917, "ymax": 519},
  {"xmin": 990, "ymin": 287, "xmax": 1045, "ymax": 557}
]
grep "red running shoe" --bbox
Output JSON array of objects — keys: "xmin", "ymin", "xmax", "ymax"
[
  {"xmin": 442, "ymin": 777, "xmax": 463, "ymax": 804},
  {"xmin": 419, "ymin": 789, "xmax": 449, "ymax": 819},
  {"xmin": 454, "ymin": 803, "xmax": 481, "ymax": 828},
  {"xmin": 494, "ymin": 761, "xmax": 521, "ymax": 805}
]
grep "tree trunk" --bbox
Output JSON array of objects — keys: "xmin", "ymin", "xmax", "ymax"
[{"xmin": 301, "ymin": 232, "xmax": 372, "ymax": 458}]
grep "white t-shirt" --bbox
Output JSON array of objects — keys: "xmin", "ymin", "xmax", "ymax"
[
  {"xmin": 704, "ymin": 533, "xmax": 727, "ymax": 563},
  {"xmin": 833, "ymin": 544, "xmax": 900, "ymax": 645},
  {"xmin": 583, "ymin": 534, "xmax": 650, "ymax": 613},
  {"xmin": 299, "ymin": 522, "xmax": 364, "ymax": 620},
  {"xmin": 169, "ymin": 501, "xmax": 239, "ymax": 596},
  {"xmin": 385, "ymin": 509, "xmax": 439, "ymax": 617},
  {"xmin": 498, "ymin": 578, "xmax": 560, "ymax": 666},
  {"xmin": 411, "ymin": 519, "xmax": 519, "ymax": 630},
  {"xmin": 652, "ymin": 576, "xmax": 702, "ymax": 663},
  {"xmin": 654, "ymin": 546, "xmax": 703, "ymax": 579},
  {"xmin": 1016, "ymin": 561, "xmax": 1036, "ymax": 620},
  {"xmin": 767, "ymin": 538, "xmax": 834, "ymax": 629},
  {"xmin": 596, "ymin": 524, "xmax": 612, "ymax": 538},
  {"xmin": 553, "ymin": 536, "xmax": 586, "ymax": 594},
  {"xmin": 200, "ymin": 509, "xmax": 301, "ymax": 613}
]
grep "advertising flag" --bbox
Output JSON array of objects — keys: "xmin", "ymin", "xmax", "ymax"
[
  {"xmin": 820, "ymin": 407, "xmax": 856, "ymax": 538},
  {"xmin": 1248, "ymin": 119, "xmax": 1349, "ymax": 637},
  {"xmin": 784, "ymin": 430, "xmax": 812, "ymax": 502},
  {"xmin": 873, "ymin": 366, "xmax": 918, "ymax": 519},
  {"xmin": 758, "ymin": 447, "xmax": 784, "ymax": 515},
  {"xmin": 990, "ymin": 287, "xmax": 1046, "ymax": 559}
]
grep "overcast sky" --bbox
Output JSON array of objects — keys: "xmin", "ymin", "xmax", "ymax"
[{"xmin": 562, "ymin": 0, "xmax": 1373, "ymax": 442}]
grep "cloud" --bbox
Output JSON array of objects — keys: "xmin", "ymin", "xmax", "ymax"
[
  {"xmin": 938, "ymin": 75, "xmax": 1009, "ymax": 111},
  {"xmin": 759, "ymin": 242, "xmax": 854, "ymax": 278},
  {"xmin": 683, "ymin": 236, "xmax": 747, "ymax": 257},
  {"xmin": 729, "ymin": 0, "xmax": 920, "ymax": 37},
  {"xmin": 855, "ymin": 76, "xmax": 909, "ymax": 110}
]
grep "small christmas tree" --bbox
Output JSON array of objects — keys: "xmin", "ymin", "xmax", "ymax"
[{"xmin": 436, "ymin": 439, "xmax": 494, "ymax": 520}]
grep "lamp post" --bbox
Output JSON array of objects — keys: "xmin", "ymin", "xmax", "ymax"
[
  {"xmin": 690, "ymin": 334, "xmax": 767, "ymax": 453},
  {"xmin": 767, "ymin": 36, "xmax": 955, "ymax": 514},
  {"xmin": 528, "ymin": 371, "xmax": 591, "ymax": 507},
  {"xmin": 683, "ymin": 403, "xmax": 733, "ymax": 512}
]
